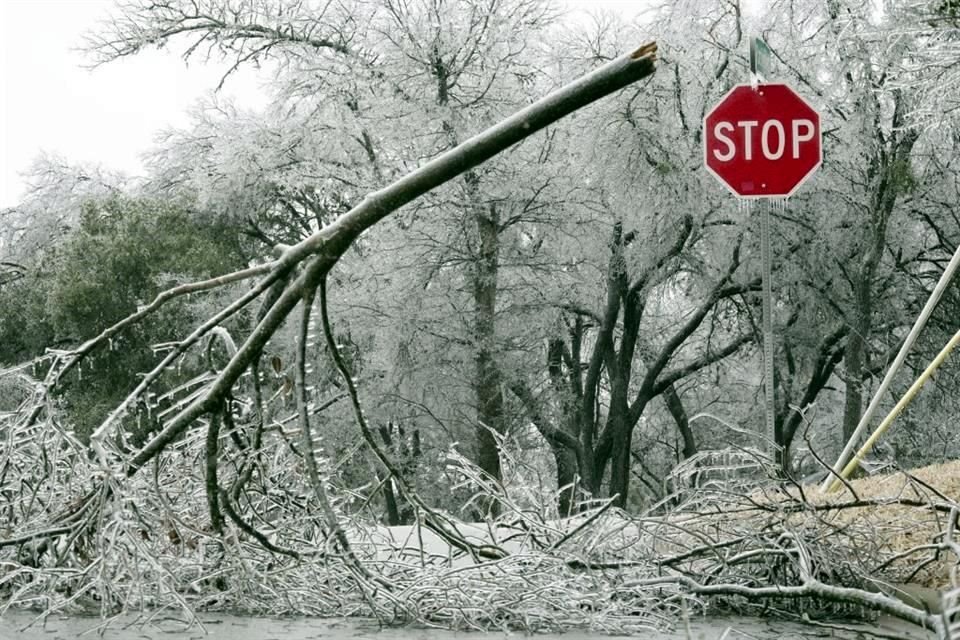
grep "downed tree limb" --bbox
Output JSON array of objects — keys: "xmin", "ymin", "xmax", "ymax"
[
  {"xmin": 621, "ymin": 574, "xmax": 941, "ymax": 632},
  {"xmin": 95, "ymin": 41, "xmax": 659, "ymax": 478},
  {"xmin": 2, "ymin": 42, "xmax": 662, "ymax": 619}
]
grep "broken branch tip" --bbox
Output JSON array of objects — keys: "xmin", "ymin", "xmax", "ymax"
[{"xmin": 630, "ymin": 41, "xmax": 658, "ymax": 61}]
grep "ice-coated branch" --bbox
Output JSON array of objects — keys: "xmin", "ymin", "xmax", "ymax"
[{"xmin": 120, "ymin": 41, "xmax": 658, "ymax": 477}]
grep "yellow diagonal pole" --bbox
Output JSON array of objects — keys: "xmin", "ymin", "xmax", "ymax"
[{"xmin": 825, "ymin": 327, "xmax": 960, "ymax": 493}]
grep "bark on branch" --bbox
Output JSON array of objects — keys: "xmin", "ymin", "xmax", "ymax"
[{"xmin": 114, "ymin": 41, "xmax": 658, "ymax": 478}]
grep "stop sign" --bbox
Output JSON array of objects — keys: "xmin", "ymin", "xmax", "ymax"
[{"xmin": 704, "ymin": 83, "xmax": 822, "ymax": 198}]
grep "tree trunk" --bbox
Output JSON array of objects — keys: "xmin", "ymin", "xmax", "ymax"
[
  {"xmin": 377, "ymin": 423, "xmax": 410, "ymax": 525},
  {"xmin": 608, "ymin": 424, "xmax": 632, "ymax": 508},
  {"xmin": 380, "ymin": 472, "xmax": 401, "ymax": 526},
  {"xmin": 842, "ymin": 275, "xmax": 873, "ymax": 444},
  {"xmin": 435, "ymin": 50, "xmax": 507, "ymax": 502},
  {"xmin": 553, "ymin": 445, "xmax": 579, "ymax": 518},
  {"xmin": 840, "ymin": 94, "xmax": 918, "ymax": 447},
  {"xmin": 663, "ymin": 383, "xmax": 697, "ymax": 459},
  {"xmin": 606, "ymin": 387, "xmax": 635, "ymax": 508},
  {"xmin": 779, "ymin": 326, "xmax": 847, "ymax": 474},
  {"xmin": 473, "ymin": 203, "xmax": 504, "ymax": 504}
]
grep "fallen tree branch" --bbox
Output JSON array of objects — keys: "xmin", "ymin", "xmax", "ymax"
[
  {"xmin": 622, "ymin": 574, "xmax": 940, "ymax": 631},
  {"xmin": 56, "ymin": 261, "xmax": 277, "ymax": 385},
  {"xmin": 112, "ymin": 40, "xmax": 658, "ymax": 481}
]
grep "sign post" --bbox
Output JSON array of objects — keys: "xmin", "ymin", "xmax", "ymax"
[
  {"xmin": 703, "ymin": 68, "xmax": 822, "ymax": 461},
  {"xmin": 759, "ymin": 195, "xmax": 776, "ymax": 459}
]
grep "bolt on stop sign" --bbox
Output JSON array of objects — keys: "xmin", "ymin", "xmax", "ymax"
[{"xmin": 704, "ymin": 83, "xmax": 822, "ymax": 198}]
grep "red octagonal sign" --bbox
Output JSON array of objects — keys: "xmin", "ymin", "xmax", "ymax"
[{"xmin": 704, "ymin": 83, "xmax": 822, "ymax": 198}]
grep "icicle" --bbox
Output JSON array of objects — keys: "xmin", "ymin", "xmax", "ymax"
[{"xmin": 737, "ymin": 197, "xmax": 755, "ymax": 216}]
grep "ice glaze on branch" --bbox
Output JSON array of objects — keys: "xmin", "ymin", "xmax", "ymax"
[
  {"xmin": 86, "ymin": 0, "xmax": 355, "ymax": 67},
  {"xmin": 119, "ymin": 41, "xmax": 658, "ymax": 478}
]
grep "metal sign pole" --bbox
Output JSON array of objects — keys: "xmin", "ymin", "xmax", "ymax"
[
  {"xmin": 760, "ymin": 199, "xmax": 777, "ymax": 459},
  {"xmin": 752, "ymin": 36, "xmax": 777, "ymax": 460},
  {"xmin": 705, "ymin": 38, "xmax": 820, "ymax": 465}
]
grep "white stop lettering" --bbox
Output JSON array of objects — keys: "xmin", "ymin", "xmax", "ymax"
[{"xmin": 712, "ymin": 119, "xmax": 815, "ymax": 161}]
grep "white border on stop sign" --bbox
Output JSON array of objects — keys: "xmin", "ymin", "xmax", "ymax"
[{"xmin": 702, "ymin": 82, "xmax": 823, "ymax": 199}]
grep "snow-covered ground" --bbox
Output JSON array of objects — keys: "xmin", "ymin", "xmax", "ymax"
[{"xmin": 0, "ymin": 611, "xmax": 932, "ymax": 640}]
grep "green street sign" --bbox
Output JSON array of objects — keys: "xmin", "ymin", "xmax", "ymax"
[{"xmin": 750, "ymin": 37, "xmax": 773, "ymax": 80}]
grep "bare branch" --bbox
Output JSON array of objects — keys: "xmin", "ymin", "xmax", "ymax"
[{"xmin": 119, "ymin": 41, "xmax": 658, "ymax": 478}]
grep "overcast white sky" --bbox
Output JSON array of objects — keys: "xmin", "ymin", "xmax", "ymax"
[
  {"xmin": 0, "ymin": 0, "xmax": 701, "ymax": 209},
  {"xmin": 1, "ymin": 0, "xmax": 269, "ymax": 208}
]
